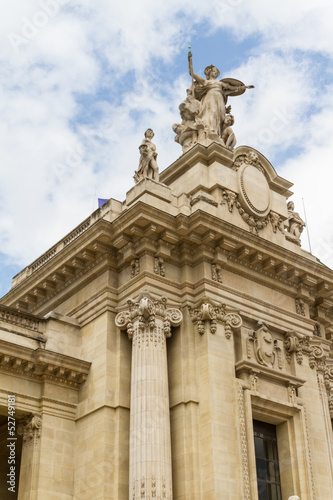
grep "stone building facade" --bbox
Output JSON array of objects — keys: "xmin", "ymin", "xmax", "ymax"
[{"xmin": 0, "ymin": 142, "xmax": 333, "ymax": 500}]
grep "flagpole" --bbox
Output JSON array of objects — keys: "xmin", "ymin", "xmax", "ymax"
[
  {"xmin": 188, "ymin": 44, "xmax": 195, "ymax": 97},
  {"xmin": 302, "ymin": 197, "xmax": 312, "ymax": 254}
]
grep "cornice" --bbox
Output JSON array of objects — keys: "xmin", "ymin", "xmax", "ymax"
[
  {"xmin": 30, "ymin": 254, "xmax": 114, "ymax": 316},
  {"xmin": 0, "ymin": 339, "xmax": 91, "ymax": 388},
  {"xmin": 235, "ymin": 359, "xmax": 306, "ymax": 387},
  {"xmin": 1, "ymin": 199, "xmax": 332, "ymax": 319}
]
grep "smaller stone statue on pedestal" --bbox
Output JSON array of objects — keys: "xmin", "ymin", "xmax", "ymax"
[
  {"xmin": 134, "ymin": 128, "xmax": 159, "ymax": 183},
  {"xmin": 221, "ymin": 114, "xmax": 236, "ymax": 150},
  {"xmin": 286, "ymin": 201, "xmax": 305, "ymax": 245}
]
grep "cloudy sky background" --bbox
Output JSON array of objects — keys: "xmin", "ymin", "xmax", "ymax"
[{"xmin": 0, "ymin": 0, "xmax": 333, "ymax": 297}]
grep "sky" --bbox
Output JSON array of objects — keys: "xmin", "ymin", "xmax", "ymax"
[{"xmin": 1, "ymin": 0, "xmax": 333, "ymax": 297}]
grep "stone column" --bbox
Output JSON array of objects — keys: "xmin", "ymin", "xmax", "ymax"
[
  {"xmin": 116, "ymin": 292, "xmax": 182, "ymax": 500},
  {"xmin": 17, "ymin": 414, "xmax": 42, "ymax": 500}
]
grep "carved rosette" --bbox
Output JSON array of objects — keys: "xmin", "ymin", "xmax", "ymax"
[
  {"xmin": 189, "ymin": 299, "xmax": 242, "ymax": 338},
  {"xmin": 116, "ymin": 293, "xmax": 182, "ymax": 500},
  {"xmin": 17, "ymin": 414, "xmax": 42, "ymax": 446}
]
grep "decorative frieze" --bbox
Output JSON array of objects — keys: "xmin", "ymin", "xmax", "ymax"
[
  {"xmin": 247, "ymin": 322, "xmax": 283, "ymax": 370},
  {"xmin": 0, "ymin": 339, "xmax": 91, "ymax": 387},
  {"xmin": 237, "ymin": 381, "xmax": 251, "ymax": 500},
  {"xmin": 313, "ymin": 322, "xmax": 322, "ymax": 337},
  {"xmin": 211, "ymin": 263, "xmax": 222, "ymax": 283},
  {"xmin": 131, "ymin": 258, "xmax": 140, "ymax": 278},
  {"xmin": 189, "ymin": 299, "xmax": 242, "ymax": 337},
  {"xmin": 295, "ymin": 298, "xmax": 306, "ymax": 317},
  {"xmin": 154, "ymin": 256, "xmax": 165, "ymax": 277},
  {"xmin": 221, "ymin": 188, "xmax": 271, "ymax": 235}
]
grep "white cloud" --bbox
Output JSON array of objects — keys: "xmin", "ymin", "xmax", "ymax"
[{"xmin": 0, "ymin": 0, "xmax": 333, "ymax": 294}]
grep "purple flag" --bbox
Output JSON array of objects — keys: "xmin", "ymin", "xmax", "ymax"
[{"xmin": 98, "ymin": 198, "xmax": 108, "ymax": 208}]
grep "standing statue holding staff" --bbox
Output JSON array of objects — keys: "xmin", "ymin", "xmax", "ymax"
[{"xmin": 173, "ymin": 46, "xmax": 254, "ymax": 152}]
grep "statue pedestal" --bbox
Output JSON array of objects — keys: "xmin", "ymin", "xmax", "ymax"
[{"xmin": 126, "ymin": 178, "xmax": 172, "ymax": 207}]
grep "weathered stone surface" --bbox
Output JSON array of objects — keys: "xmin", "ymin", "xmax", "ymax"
[{"xmin": 0, "ymin": 140, "xmax": 332, "ymax": 500}]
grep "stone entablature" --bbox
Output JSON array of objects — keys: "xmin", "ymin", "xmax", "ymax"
[
  {"xmin": 0, "ymin": 339, "xmax": 91, "ymax": 387},
  {"xmin": 10, "ymin": 199, "xmax": 123, "ymax": 288},
  {"xmin": 2, "ymin": 200, "xmax": 333, "ymax": 340},
  {"xmin": 3, "ymin": 144, "xmax": 332, "ymax": 333}
]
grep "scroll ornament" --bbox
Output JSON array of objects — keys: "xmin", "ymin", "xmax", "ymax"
[
  {"xmin": 189, "ymin": 300, "xmax": 242, "ymax": 338},
  {"xmin": 284, "ymin": 332, "xmax": 305, "ymax": 365}
]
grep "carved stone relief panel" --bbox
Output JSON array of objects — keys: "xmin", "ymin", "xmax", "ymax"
[
  {"xmin": 154, "ymin": 256, "xmax": 165, "ymax": 277},
  {"xmin": 247, "ymin": 322, "xmax": 283, "ymax": 370},
  {"xmin": 237, "ymin": 156, "xmax": 271, "ymax": 219},
  {"xmin": 131, "ymin": 258, "xmax": 140, "ymax": 278},
  {"xmin": 295, "ymin": 298, "xmax": 306, "ymax": 317},
  {"xmin": 211, "ymin": 263, "xmax": 223, "ymax": 283}
]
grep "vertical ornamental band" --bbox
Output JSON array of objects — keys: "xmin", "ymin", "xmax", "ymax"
[{"xmin": 116, "ymin": 293, "xmax": 182, "ymax": 500}]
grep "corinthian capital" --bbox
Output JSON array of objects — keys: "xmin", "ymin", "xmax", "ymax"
[
  {"xmin": 17, "ymin": 414, "xmax": 42, "ymax": 443},
  {"xmin": 115, "ymin": 291, "xmax": 182, "ymax": 340}
]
